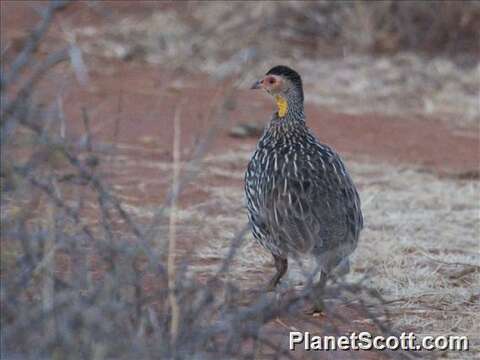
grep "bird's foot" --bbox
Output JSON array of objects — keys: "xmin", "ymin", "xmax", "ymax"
[
  {"xmin": 265, "ymin": 278, "xmax": 279, "ymax": 292},
  {"xmin": 304, "ymin": 307, "xmax": 325, "ymax": 317},
  {"xmin": 265, "ymin": 255, "xmax": 288, "ymax": 292},
  {"xmin": 304, "ymin": 300, "xmax": 326, "ymax": 317},
  {"xmin": 265, "ymin": 272, "xmax": 283, "ymax": 292}
]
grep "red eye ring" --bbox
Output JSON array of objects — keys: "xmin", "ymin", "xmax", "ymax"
[{"xmin": 268, "ymin": 78, "xmax": 276, "ymax": 84}]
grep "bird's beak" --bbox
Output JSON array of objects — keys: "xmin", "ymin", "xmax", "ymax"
[{"xmin": 250, "ymin": 79, "xmax": 262, "ymax": 90}]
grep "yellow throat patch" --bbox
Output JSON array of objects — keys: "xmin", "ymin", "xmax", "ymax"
[{"xmin": 275, "ymin": 95, "xmax": 288, "ymax": 117}]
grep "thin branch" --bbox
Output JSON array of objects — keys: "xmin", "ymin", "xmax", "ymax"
[
  {"xmin": 167, "ymin": 101, "xmax": 184, "ymax": 344},
  {"xmin": 1, "ymin": 47, "xmax": 69, "ymax": 124},
  {"xmin": 1, "ymin": 0, "xmax": 70, "ymax": 88}
]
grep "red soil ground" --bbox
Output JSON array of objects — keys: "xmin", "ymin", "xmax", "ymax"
[
  {"xmin": 3, "ymin": 1, "xmax": 478, "ymax": 177},
  {"xmin": 2, "ymin": 2, "xmax": 479, "ymax": 359}
]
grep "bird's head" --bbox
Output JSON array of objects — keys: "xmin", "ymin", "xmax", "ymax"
[{"xmin": 251, "ymin": 65, "xmax": 304, "ymax": 118}]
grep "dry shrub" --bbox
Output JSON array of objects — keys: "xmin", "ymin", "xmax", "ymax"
[
  {"xmin": 1, "ymin": 2, "xmax": 405, "ymax": 359},
  {"xmin": 274, "ymin": 1, "xmax": 480, "ymax": 56}
]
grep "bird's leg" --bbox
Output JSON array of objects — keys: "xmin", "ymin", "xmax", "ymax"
[
  {"xmin": 266, "ymin": 255, "xmax": 288, "ymax": 291},
  {"xmin": 306, "ymin": 271, "xmax": 328, "ymax": 315}
]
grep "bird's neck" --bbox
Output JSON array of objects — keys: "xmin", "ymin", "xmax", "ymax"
[
  {"xmin": 272, "ymin": 94, "xmax": 305, "ymax": 123},
  {"xmin": 274, "ymin": 95, "xmax": 288, "ymax": 117},
  {"xmin": 266, "ymin": 97, "xmax": 307, "ymax": 141}
]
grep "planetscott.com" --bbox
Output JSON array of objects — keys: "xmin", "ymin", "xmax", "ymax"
[{"xmin": 289, "ymin": 331, "xmax": 469, "ymax": 351}]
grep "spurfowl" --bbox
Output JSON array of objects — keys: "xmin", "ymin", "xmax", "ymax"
[{"xmin": 244, "ymin": 65, "xmax": 363, "ymax": 312}]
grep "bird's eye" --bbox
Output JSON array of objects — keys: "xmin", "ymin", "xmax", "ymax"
[{"xmin": 268, "ymin": 78, "xmax": 276, "ymax": 84}]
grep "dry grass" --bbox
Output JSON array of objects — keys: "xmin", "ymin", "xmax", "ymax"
[
  {"xmin": 2, "ymin": 2, "xmax": 478, "ymax": 358},
  {"xmin": 111, "ymin": 142, "xmax": 479, "ymax": 355},
  {"xmin": 76, "ymin": 2, "xmax": 480, "ymax": 128}
]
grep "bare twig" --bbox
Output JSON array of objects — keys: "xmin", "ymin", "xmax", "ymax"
[
  {"xmin": 1, "ymin": 2, "xmax": 432, "ymax": 358},
  {"xmin": 1, "ymin": 47, "xmax": 69, "ymax": 125},
  {"xmin": 167, "ymin": 101, "xmax": 184, "ymax": 343},
  {"xmin": 1, "ymin": 0, "xmax": 70, "ymax": 89}
]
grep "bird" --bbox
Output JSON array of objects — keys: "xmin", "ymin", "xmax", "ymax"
[{"xmin": 244, "ymin": 65, "xmax": 363, "ymax": 313}]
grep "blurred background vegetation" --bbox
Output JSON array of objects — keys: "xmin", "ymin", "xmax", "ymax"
[{"xmin": 1, "ymin": 1, "xmax": 479, "ymax": 359}]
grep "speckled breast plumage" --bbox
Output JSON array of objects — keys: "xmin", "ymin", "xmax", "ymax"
[{"xmin": 245, "ymin": 116, "xmax": 363, "ymax": 273}]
